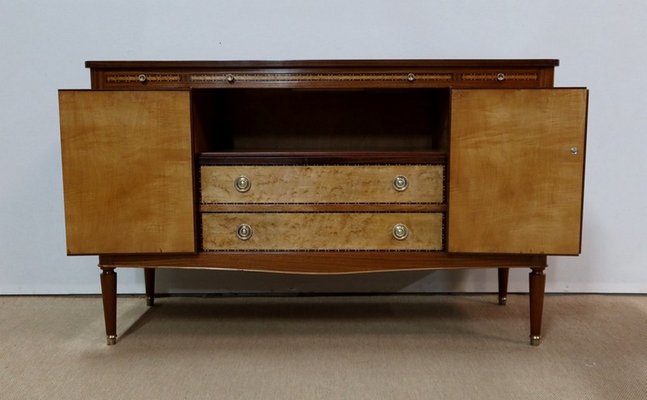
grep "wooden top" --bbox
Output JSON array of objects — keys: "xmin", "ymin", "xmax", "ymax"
[
  {"xmin": 86, "ymin": 59, "xmax": 559, "ymax": 69},
  {"xmin": 86, "ymin": 59, "xmax": 557, "ymax": 91}
]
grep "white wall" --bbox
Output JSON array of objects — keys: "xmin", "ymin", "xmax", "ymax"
[{"xmin": 1, "ymin": 0, "xmax": 646, "ymax": 294}]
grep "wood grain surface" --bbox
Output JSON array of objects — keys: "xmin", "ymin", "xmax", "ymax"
[
  {"xmin": 202, "ymin": 213, "xmax": 443, "ymax": 251},
  {"xmin": 59, "ymin": 91, "xmax": 195, "ymax": 254},
  {"xmin": 201, "ymin": 165, "xmax": 444, "ymax": 204},
  {"xmin": 448, "ymin": 89, "xmax": 587, "ymax": 254}
]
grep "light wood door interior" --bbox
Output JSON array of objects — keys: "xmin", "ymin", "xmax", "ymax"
[
  {"xmin": 59, "ymin": 91, "xmax": 195, "ymax": 254},
  {"xmin": 448, "ymin": 89, "xmax": 588, "ymax": 254}
]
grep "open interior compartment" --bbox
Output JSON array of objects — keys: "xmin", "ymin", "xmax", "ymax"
[{"xmin": 192, "ymin": 88, "xmax": 450, "ymax": 154}]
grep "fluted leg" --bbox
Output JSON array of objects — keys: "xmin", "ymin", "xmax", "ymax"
[
  {"xmin": 144, "ymin": 268, "xmax": 155, "ymax": 307},
  {"xmin": 529, "ymin": 267, "xmax": 546, "ymax": 346},
  {"xmin": 498, "ymin": 268, "xmax": 509, "ymax": 305},
  {"xmin": 100, "ymin": 267, "xmax": 117, "ymax": 345}
]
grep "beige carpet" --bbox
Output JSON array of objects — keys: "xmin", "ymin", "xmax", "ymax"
[{"xmin": 1, "ymin": 294, "xmax": 646, "ymax": 400}]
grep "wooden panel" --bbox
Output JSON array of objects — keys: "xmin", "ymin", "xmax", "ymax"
[
  {"xmin": 99, "ymin": 253, "xmax": 547, "ymax": 273},
  {"xmin": 201, "ymin": 165, "xmax": 444, "ymax": 204},
  {"xmin": 448, "ymin": 89, "xmax": 588, "ymax": 254},
  {"xmin": 202, "ymin": 213, "xmax": 443, "ymax": 251},
  {"xmin": 59, "ymin": 91, "xmax": 195, "ymax": 254}
]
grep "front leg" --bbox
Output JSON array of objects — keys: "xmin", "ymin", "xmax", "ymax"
[
  {"xmin": 497, "ymin": 268, "xmax": 509, "ymax": 305},
  {"xmin": 529, "ymin": 267, "xmax": 546, "ymax": 346},
  {"xmin": 100, "ymin": 267, "xmax": 117, "ymax": 345},
  {"xmin": 144, "ymin": 268, "xmax": 155, "ymax": 307}
]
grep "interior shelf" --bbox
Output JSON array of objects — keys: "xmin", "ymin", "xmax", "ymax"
[{"xmin": 197, "ymin": 151, "xmax": 447, "ymax": 165}]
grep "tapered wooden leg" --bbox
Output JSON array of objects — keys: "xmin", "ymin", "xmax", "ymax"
[
  {"xmin": 498, "ymin": 268, "xmax": 509, "ymax": 305},
  {"xmin": 529, "ymin": 267, "xmax": 546, "ymax": 346},
  {"xmin": 144, "ymin": 268, "xmax": 155, "ymax": 307},
  {"xmin": 100, "ymin": 267, "xmax": 117, "ymax": 345}
]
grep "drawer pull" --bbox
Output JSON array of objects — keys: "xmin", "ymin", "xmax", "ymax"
[
  {"xmin": 392, "ymin": 224, "xmax": 409, "ymax": 240},
  {"xmin": 234, "ymin": 176, "xmax": 251, "ymax": 192},
  {"xmin": 137, "ymin": 74, "xmax": 147, "ymax": 83},
  {"xmin": 407, "ymin": 72, "xmax": 416, "ymax": 82},
  {"xmin": 226, "ymin": 74, "xmax": 236, "ymax": 83},
  {"xmin": 496, "ymin": 72, "xmax": 506, "ymax": 82},
  {"xmin": 392, "ymin": 175, "xmax": 409, "ymax": 192},
  {"xmin": 236, "ymin": 224, "xmax": 253, "ymax": 240}
]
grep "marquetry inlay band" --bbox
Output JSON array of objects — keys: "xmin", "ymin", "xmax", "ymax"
[
  {"xmin": 190, "ymin": 73, "xmax": 453, "ymax": 83},
  {"xmin": 106, "ymin": 74, "xmax": 182, "ymax": 83},
  {"xmin": 461, "ymin": 73, "xmax": 538, "ymax": 81}
]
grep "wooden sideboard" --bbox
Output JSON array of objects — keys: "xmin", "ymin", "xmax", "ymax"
[{"xmin": 58, "ymin": 60, "xmax": 588, "ymax": 346}]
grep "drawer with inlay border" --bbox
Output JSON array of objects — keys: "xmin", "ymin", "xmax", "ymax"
[
  {"xmin": 200, "ymin": 165, "xmax": 444, "ymax": 204},
  {"xmin": 201, "ymin": 212, "xmax": 443, "ymax": 251}
]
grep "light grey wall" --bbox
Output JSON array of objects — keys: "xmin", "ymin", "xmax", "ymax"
[{"xmin": 1, "ymin": 0, "xmax": 646, "ymax": 294}]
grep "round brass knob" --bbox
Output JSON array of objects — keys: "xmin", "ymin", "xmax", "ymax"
[
  {"xmin": 137, "ymin": 74, "xmax": 147, "ymax": 83},
  {"xmin": 570, "ymin": 146, "xmax": 578, "ymax": 155},
  {"xmin": 393, "ymin": 175, "xmax": 409, "ymax": 192},
  {"xmin": 237, "ymin": 224, "xmax": 253, "ymax": 240},
  {"xmin": 496, "ymin": 72, "xmax": 506, "ymax": 82},
  {"xmin": 234, "ymin": 176, "xmax": 251, "ymax": 192},
  {"xmin": 226, "ymin": 74, "xmax": 235, "ymax": 83},
  {"xmin": 407, "ymin": 73, "xmax": 416, "ymax": 82},
  {"xmin": 392, "ymin": 224, "xmax": 409, "ymax": 240}
]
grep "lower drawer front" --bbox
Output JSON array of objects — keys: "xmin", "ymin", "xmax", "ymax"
[{"xmin": 202, "ymin": 213, "xmax": 443, "ymax": 251}]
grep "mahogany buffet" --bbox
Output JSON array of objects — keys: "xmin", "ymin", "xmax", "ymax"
[{"xmin": 58, "ymin": 60, "xmax": 588, "ymax": 345}]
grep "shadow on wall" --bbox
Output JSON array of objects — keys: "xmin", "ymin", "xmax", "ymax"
[{"xmin": 154, "ymin": 268, "xmax": 491, "ymax": 294}]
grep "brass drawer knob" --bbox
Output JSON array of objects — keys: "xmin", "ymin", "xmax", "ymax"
[
  {"xmin": 496, "ymin": 72, "xmax": 506, "ymax": 82},
  {"xmin": 137, "ymin": 74, "xmax": 147, "ymax": 83},
  {"xmin": 392, "ymin": 175, "xmax": 409, "ymax": 192},
  {"xmin": 237, "ymin": 224, "xmax": 253, "ymax": 240},
  {"xmin": 226, "ymin": 74, "xmax": 235, "ymax": 83},
  {"xmin": 407, "ymin": 72, "xmax": 416, "ymax": 82},
  {"xmin": 392, "ymin": 224, "xmax": 409, "ymax": 240},
  {"xmin": 234, "ymin": 176, "xmax": 251, "ymax": 192}
]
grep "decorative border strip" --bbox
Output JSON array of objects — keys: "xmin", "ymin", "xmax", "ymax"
[
  {"xmin": 104, "ymin": 72, "xmax": 539, "ymax": 84},
  {"xmin": 190, "ymin": 73, "xmax": 453, "ymax": 83},
  {"xmin": 461, "ymin": 73, "xmax": 538, "ymax": 81},
  {"xmin": 201, "ymin": 249, "xmax": 445, "ymax": 252},
  {"xmin": 106, "ymin": 74, "xmax": 181, "ymax": 83},
  {"xmin": 199, "ymin": 202, "xmax": 445, "ymax": 206}
]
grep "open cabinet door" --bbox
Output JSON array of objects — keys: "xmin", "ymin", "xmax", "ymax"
[
  {"xmin": 59, "ymin": 91, "xmax": 195, "ymax": 254},
  {"xmin": 448, "ymin": 89, "xmax": 588, "ymax": 254}
]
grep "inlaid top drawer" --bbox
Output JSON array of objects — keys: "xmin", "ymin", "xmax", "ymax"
[
  {"xmin": 200, "ymin": 165, "xmax": 444, "ymax": 204},
  {"xmin": 202, "ymin": 213, "xmax": 443, "ymax": 251}
]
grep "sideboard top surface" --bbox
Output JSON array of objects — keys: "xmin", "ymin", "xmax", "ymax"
[{"xmin": 86, "ymin": 59, "xmax": 559, "ymax": 69}]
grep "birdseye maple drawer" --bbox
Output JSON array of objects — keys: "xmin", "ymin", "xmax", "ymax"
[
  {"xmin": 201, "ymin": 213, "xmax": 443, "ymax": 251},
  {"xmin": 200, "ymin": 165, "xmax": 444, "ymax": 204}
]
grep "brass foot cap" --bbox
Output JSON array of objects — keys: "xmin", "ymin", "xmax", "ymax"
[
  {"xmin": 530, "ymin": 335, "xmax": 541, "ymax": 346},
  {"xmin": 146, "ymin": 296, "xmax": 154, "ymax": 307},
  {"xmin": 498, "ymin": 296, "xmax": 507, "ymax": 306},
  {"xmin": 107, "ymin": 335, "xmax": 117, "ymax": 346}
]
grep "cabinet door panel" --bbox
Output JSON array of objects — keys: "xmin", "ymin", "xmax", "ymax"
[
  {"xmin": 448, "ymin": 89, "xmax": 587, "ymax": 254},
  {"xmin": 59, "ymin": 91, "xmax": 195, "ymax": 254}
]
